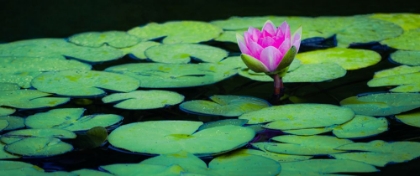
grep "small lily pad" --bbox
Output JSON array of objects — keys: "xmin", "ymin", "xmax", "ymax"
[
  {"xmin": 0, "ymin": 108, "xmax": 15, "ymax": 116},
  {"xmin": 368, "ymin": 66, "xmax": 420, "ymax": 92},
  {"xmin": 5, "ymin": 137, "xmax": 73, "ymax": 157},
  {"xmin": 108, "ymin": 121, "xmax": 255, "ymax": 156},
  {"xmin": 31, "ymin": 70, "xmax": 140, "ymax": 97},
  {"xmin": 389, "ymin": 50, "xmax": 420, "ymax": 66},
  {"xmin": 120, "ymin": 41, "xmax": 161, "ymax": 60},
  {"xmin": 240, "ymin": 104, "xmax": 354, "ymax": 130},
  {"xmin": 381, "ymin": 28, "xmax": 420, "ymax": 50},
  {"xmin": 68, "ymin": 31, "xmax": 141, "ymax": 48},
  {"xmin": 102, "ymin": 90, "xmax": 184, "ymax": 110},
  {"xmin": 128, "ymin": 21, "xmax": 223, "ymax": 44},
  {"xmin": 395, "ymin": 109, "xmax": 420, "ymax": 128},
  {"xmin": 370, "ymin": 13, "xmax": 420, "ymax": 31},
  {"xmin": 0, "ymin": 142, "xmax": 20, "ymax": 159},
  {"xmin": 105, "ymin": 62, "xmax": 238, "ymax": 88},
  {"xmin": 340, "ymin": 92, "xmax": 420, "ymax": 116},
  {"xmin": 0, "ymin": 90, "xmax": 70, "ymax": 110},
  {"xmin": 280, "ymin": 159, "xmax": 379, "ymax": 175},
  {"xmin": 332, "ymin": 115, "xmax": 388, "ymax": 139},
  {"xmin": 180, "ymin": 95, "xmax": 270, "ymax": 117},
  {"xmin": 25, "ymin": 108, "xmax": 123, "ymax": 132},
  {"xmin": 296, "ymin": 48, "xmax": 381, "ymax": 70},
  {"xmin": 1, "ymin": 128, "xmax": 76, "ymax": 144},
  {"xmin": 144, "ymin": 44, "xmax": 228, "ymax": 63},
  {"xmin": 0, "ymin": 116, "xmax": 25, "ymax": 131}
]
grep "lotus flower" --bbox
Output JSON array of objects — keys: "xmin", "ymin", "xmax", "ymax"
[{"xmin": 236, "ymin": 20, "xmax": 302, "ymax": 76}]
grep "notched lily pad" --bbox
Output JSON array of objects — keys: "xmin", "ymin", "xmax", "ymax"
[
  {"xmin": 370, "ymin": 13, "xmax": 420, "ymax": 31},
  {"xmin": 368, "ymin": 65, "xmax": 420, "ymax": 92},
  {"xmin": 4, "ymin": 137, "xmax": 73, "ymax": 157},
  {"xmin": 332, "ymin": 115, "xmax": 388, "ymax": 139},
  {"xmin": 128, "ymin": 21, "xmax": 223, "ymax": 44},
  {"xmin": 68, "ymin": 31, "xmax": 141, "ymax": 48},
  {"xmin": 102, "ymin": 90, "xmax": 184, "ymax": 110},
  {"xmin": 31, "ymin": 70, "xmax": 140, "ymax": 97},
  {"xmin": 0, "ymin": 90, "xmax": 70, "ymax": 111},
  {"xmin": 180, "ymin": 95, "xmax": 270, "ymax": 117},
  {"xmin": 1, "ymin": 128, "xmax": 76, "ymax": 144},
  {"xmin": 389, "ymin": 50, "xmax": 420, "ymax": 66},
  {"xmin": 145, "ymin": 44, "xmax": 228, "ymax": 63},
  {"xmin": 0, "ymin": 116, "xmax": 25, "ymax": 131},
  {"xmin": 381, "ymin": 28, "xmax": 420, "ymax": 50},
  {"xmin": 121, "ymin": 41, "xmax": 161, "ymax": 60},
  {"xmin": 198, "ymin": 119, "xmax": 249, "ymax": 131},
  {"xmin": 395, "ymin": 109, "xmax": 420, "ymax": 128}
]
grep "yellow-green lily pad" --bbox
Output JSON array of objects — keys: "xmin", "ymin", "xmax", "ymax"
[
  {"xmin": 102, "ymin": 90, "xmax": 185, "ymax": 110},
  {"xmin": 282, "ymin": 62, "xmax": 346, "ymax": 83},
  {"xmin": 370, "ymin": 13, "xmax": 420, "ymax": 31},
  {"xmin": 389, "ymin": 50, "xmax": 420, "ymax": 66},
  {"xmin": 296, "ymin": 48, "xmax": 381, "ymax": 70},
  {"xmin": 395, "ymin": 109, "xmax": 420, "ymax": 128},
  {"xmin": 340, "ymin": 93, "xmax": 420, "ymax": 116},
  {"xmin": 240, "ymin": 104, "xmax": 354, "ymax": 130},
  {"xmin": 381, "ymin": 28, "xmax": 420, "ymax": 50},
  {"xmin": 31, "ymin": 70, "xmax": 140, "ymax": 97},
  {"xmin": 128, "ymin": 21, "xmax": 223, "ymax": 44},
  {"xmin": 332, "ymin": 115, "xmax": 388, "ymax": 139},
  {"xmin": 5, "ymin": 137, "xmax": 73, "ymax": 157},
  {"xmin": 198, "ymin": 119, "xmax": 249, "ymax": 131},
  {"xmin": 108, "ymin": 121, "xmax": 255, "ymax": 156},
  {"xmin": 25, "ymin": 108, "xmax": 123, "ymax": 132},
  {"xmin": 144, "ymin": 43, "xmax": 228, "ymax": 63},
  {"xmin": 68, "ymin": 31, "xmax": 141, "ymax": 48},
  {"xmin": 0, "ymin": 90, "xmax": 70, "ymax": 111},
  {"xmin": 1, "ymin": 128, "xmax": 76, "ymax": 144},
  {"xmin": 368, "ymin": 66, "xmax": 420, "ymax": 92},
  {"xmin": 179, "ymin": 95, "xmax": 270, "ymax": 117}
]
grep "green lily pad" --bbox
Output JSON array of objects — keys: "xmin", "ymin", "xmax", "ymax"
[
  {"xmin": 179, "ymin": 95, "xmax": 270, "ymax": 117},
  {"xmin": 297, "ymin": 48, "xmax": 381, "ymax": 70},
  {"xmin": 0, "ymin": 38, "xmax": 125, "ymax": 63},
  {"xmin": 283, "ymin": 62, "xmax": 347, "ymax": 83},
  {"xmin": 68, "ymin": 31, "xmax": 141, "ymax": 48},
  {"xmin": 0, "ymin": 120, "xmax": 7, "ymax": 131},
  {"xmin": 231, "ymin": 148, "xmax": 312, "ymax": 163},
  {"xmin": 240, "ymin": 104, "xmax": 354, "ymax": 130},
  {"xmin": 31, "ymin": 70, "xmax": 140, "ymax": 97},
  {"xmin": 5, "ymin": 137, "xmax": 73, "ymax": 157},
  {"xmin": 0, "ymin": 82, "xmax": 19, "ymax": 91},
  {"xmin": 1, "ymin": 128, "xmax": 76, "ymax": 144},
  {"xmin": 282, "ymin": 126, "xmax": 335, "ymax": 136},
  {"xmin": 144, "ymin": 44, "xmax": 228, "ymax": 63},
  {"xmin": 105, "ymin": 62, "xmax": 238, "ymax": 88},
  {"xmin": 0, "ymin": 108, "xmax": 15, "ymax": 116},
  {"xmin": 0, "ymin": 116, "xmax": 25, "ymax": 131},
  {"xmin": 256, "ymin": 135, "xmax": 353, "ymax": 155},
  {"xmin": 120, "ymin": 41, "xmax": 161, "ymax": 60},
  {"xmin": 395, "ymin": 109, "xmax": 420, "ymax": 128},
  {"xmin": 108, "ymin": 121, "xmax": 255, "ymax": 156},
  {"xmin": 340, "ymin": 93, "xmax": 420, "ymax": 116},
  {"xmin": 368, "ymin": 66, "xmax": 420, "ymax": 92},
  {"xmin": 333, "ymin": 140, "xmax": 420, "ymax": 167},
  {"xmin": 101, "ymin": 163, "xmax": 184, "ymax": 176},
  {"xmin": 71, "ymin": 169, "xmax": 114, "ymax": 176},
  {"xmin": 332, "ymin": 115, "xmax": 388, "ymax": 139},
  {"xmin": 381, "ymin": 28, "xmax": 420, "ymax": 50},
  {"xmin": 280, "ymin": 159, "xmax": 379, "ymax": 175},
  {"xmin": 198, "ymin": 119, "xmax": 249, "ymax": 131},
  {"xmin": 389, "ymin": 50, "xmax": 420, "ymax": 66},
  {"xmin": 25, "ymin": 108, "xmax": 123, "ymax": 132},
  {"xmin": 0, "ymin": 142, "xmax": 20, "ymax": 159},
  {"xmin": 0, "ymin": 90, "xmax": 70, "ymax": 110},
  {"xmin": 370, "ymin": 13, "xmax": 420, "ymax": 31},
  {"xmin": 102, "ymin": 90, "xmax": 184, "ymax": 110},
  {"xmin": 128, "ymin": 21, "xmax": 223, "ymax": 44},
  {"xmin": 0, "ymin": 160, "xmax": 44, "ymax": 173}
]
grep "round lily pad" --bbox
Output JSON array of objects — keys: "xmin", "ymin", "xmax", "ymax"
[
  {"xmin": 108, "ymin": 121, "xmax": 255, "ymax": 156},
  {"xmin": 198, "ymin": 119, "xmax": 249, "ymax": 131},
  {"xmin": 332, "ymin": 115, "xmax": 388, "ymax": 139},
  {"xmin": 296, "ymin": 48, "xmax": 381, "ymax": 70},
  {"xmin": 1, "ymin": 128, "xmax": 76, "ymax": 144},
  {"xmin": 372, "ymin": 65, "xmax": 420, "ymax": 78},
  {"xmin": 0, "ymin": 38, "xmax": 125, "ymax": 63},
  {"xmin": 105, "ymin": 62, "xmax": 238, "ymax": 88},
  {"xmin": 102, "ymin": 90, "xmax": 185, "ymax": 110},
  {"xmin": 0, "ymin": 160, "xmax": 43, "ymax": 173},
  {"xmin": 0, "ymin": 142, "xmax": 20, "ymax": 159},
  {"xmin": 128, "ymin": 21, "xmax": 223, "ymax": 44},
  {"xmin": 0, "ymin": 116, "xmax": 25, "ymax": 131},
  {"xmin": 0, "ymin": 90, "xmax": 70, "ymax": 109},
  {"xmin": 282, "ymin": 62, "xmax": 347, "ymax": 83},
  {"xmin": 179, "ymin": 95, "xmax": 270, "ymax": 117},
  {"xmin": 368, "ymin": 65, "xmax": 420, "ymax": 93},
  {"xmin": 31, "ymin": 70, "xmax": 140, "ymax": 97},
  {"xmin": 370, "ymin": 13, "xmax": 420, "ymax": 31},
  {"xmin": 25, "ymin": 108, "xmax": 123, "ymax": 132},
  {"xmin": 240, "ymin": 104, "xmax": 354, "ymax": 130},
  {"xmin": 340, "ymin": 93, "xmax": 420, "ymax": 116},
  {"xmin": 121, "ymin": 41, "xmax": 161, "ymax": 60},
  {"xmin": 395, "ymin": 109, "xmax": 420, "ymax": 128},
  {"xmin": 144, "ymin": 44, "xmax": 228, "ymax": 63},
  {"xmin": 68, "ymin": 31, "xmax": 141, "ymax": 48},
  {"xmin": 280, "ymin": 159, "xmax": 378, "ymax": 175},
  {"xmin": 389, "ymin": 50, "xmax": 420, "ymax": 66},
  {"xmin": 5, "ymin": 137, "xmax": 73, "ymax": 157},
  {"xmin": 0, "ymin": 108, "xmax": 15, "ymax": 116},
  {"xmin": 0, "ymin": 82, "xmax": 19, "ymax": 91},
  {"xmin": 381, "ymin": 28, "xmax": 420, "ymax": 50}
]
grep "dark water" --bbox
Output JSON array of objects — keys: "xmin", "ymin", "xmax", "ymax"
[{"xmin": 1, "ymin": 0, "xmax": 420, "ymax": 175}]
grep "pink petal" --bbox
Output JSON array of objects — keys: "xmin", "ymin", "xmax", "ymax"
[
  {"xmin": 292, "ymin": 27, "xmax": 302, "ymax": 52},
  {"xmin": 260, "ymin": 37, "xmax": 276, "ymax": 48},
  {"xmin": 246, "ymin": 27, "xmax": 262, "ymax": 42},
  {"xmin": 276, "ymin": 21, "xmax": 290, "ymax": 38},
  {"xmin": 262, "ymin": 20, "xmax": 277, "ymax": 37},
  {"xmin": 236, "ymin": 33, "xmax": 251, "ymax": 55},
  {"xmin": 259, "ymin": 46, "xmax": 282, "ymax": 72},
  {"xmin": 278, "ymin": 39, "xmax": 291, "ymax": 56},
  {"xmin": 249, "ymin": 40, "xmax": 264, "ymax": 59}
]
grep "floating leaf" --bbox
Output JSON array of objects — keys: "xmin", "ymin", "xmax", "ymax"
[
  {"xmin": 370, "ymin": 13, "xmax": 420, "ymax": 31},
  {"xmin": 145, "ymin": 44, "xmax": 228, "ymax": 63},
  {"xmin": 105, "ymin": 62, "xmax": 238, "ymax": 88},
  {"xmin": 1, "ymin": 128, "xmax": 76, "ymax": 144},
  {"xmin": 0, "ymin": 142, "xmax": 20, "ymax": 159},
  {"xmin": 0, "ymin": 160, "xmax": 44, "ymax": 174},
  {"xmin": 395, "ymin": 109, "xmax": 420, "ymax": 128},
  {"xmin": 240, "ymin": 104, "xmax": 354, "ymax": 130},
  {"xmin": 101, "ymin": 163, "xmax": 184, "ymax": 176},
  {"xmin": 381, "ymin": 28, "xmax": 420, "ymax": 50},
  {"xmin": 103, "ymin": 90, "xmax": 184, "ymax": 110},
  {"xmin": 25, "ymin": 108, "xmax": 123, "ymax": 132},
  {"xmin": 71, "ymin": 169, "xmax": 114, "ymax": 176},
  {"xmin": 280, "ymin": 159, "xmax": 378, "ymax": 175},
  {"xmin": 296, "ymin": 48, "xmax": 381, "ymax": 70},
  {"xmin": 5, "ymin": 137, "xmax": 73, "ymax": 157},
  {"xmin": 0, "ymin": 108, "xmax": 15, "ymax": 116},
  {"xmin": 282, "ymin": 62, "xmax": 346, "ymax": 83},
  {"xmin": 283, "ymin": 126, "xmax": 335, "ymax": 136},
  {"xmin": 120, "ymin": 41, "xmax": 160, "ymax": 60},
  {"xmin": 0, "ymin": 116, "xmax": 25, "ymax": 131},
  {"xmin": 231, "ymin": 148, "xmax": 312, "ymax": 163},
  {"xmin": 0, "ymin": 83, "xmax": 19, "ymax": 91},
  {"xmin": 128, "ymin": 21, "xmax": 223, "ymax": 44},
  {"xmin": 198, "ymin": 119, "xmax": 249, "ymax": 131},
  {"xmin": 108, "ymin": 121, "xmax": 255, "ymax": 156},
  {"xmin": 68, "ymin": 31, "xmax": 141, "ymax": 48},
  {"xmin": 340, "ymin": 92, "xmax": 420, "ymax": 116},
  {"xmin": 0, "ymin": 120, "xmax": 7, "ymax": 131},
  {"xmin": 368, "ymin": 66, "xmax": 420, "ymax": 92},
  {"xmin": 389, "ymin": 50, "xmax": 420, "ymax": 66},
  {"xmin": 180, "ymin": 95, "xmax": 270, "ymax": 117},
  {"xmin": 0, "ymin": 90, "xmax": 70, "ymax": 110},
  {"xmin": 32, "ymin": 70, "xmax": 140, "ymax": 97},
  {"xmin": 332, "ymin": 115, "xmax": 388, "ymax": 139}
]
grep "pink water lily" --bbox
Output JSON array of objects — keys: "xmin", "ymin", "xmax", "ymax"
[{"xmin": 236, "ymin": 20, "xmax": 302, "ymax": 75}]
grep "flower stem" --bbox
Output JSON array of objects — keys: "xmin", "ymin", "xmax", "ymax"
[{"xmin": 271, "ymin": 74, "xmax": 284, "ymax": 104}]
